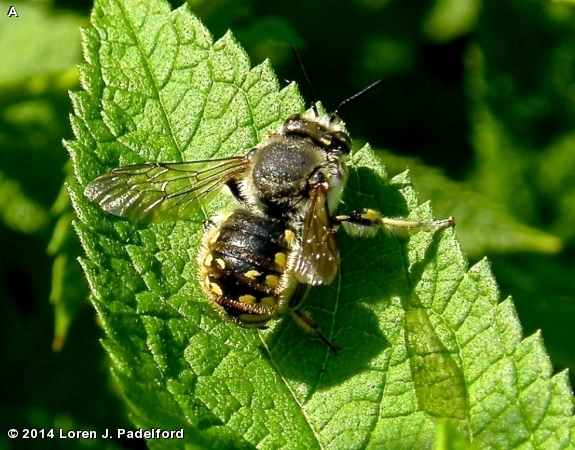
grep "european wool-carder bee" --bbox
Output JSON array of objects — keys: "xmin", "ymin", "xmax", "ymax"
[{"xmin": 84, "ymin": 58, "xmax": 455, "ymax": 353}]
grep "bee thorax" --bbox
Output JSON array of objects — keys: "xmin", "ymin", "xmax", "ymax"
[
  {"xmin": 252, "ymin": 137, "xmax": 320, "ymax": 192},
  {"xmin": 246, "ymin": 135, "xmax": 345, "ymax": 219}
]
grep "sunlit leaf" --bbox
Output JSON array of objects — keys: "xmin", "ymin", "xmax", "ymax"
[{"xmin": 66, "ymin": 1, "xmax": 575, "ymax": 448}]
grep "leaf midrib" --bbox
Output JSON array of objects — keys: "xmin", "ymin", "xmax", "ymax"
[{"xmin": 113, "ymin": 0, "xmax": 185, "ymax": 161}]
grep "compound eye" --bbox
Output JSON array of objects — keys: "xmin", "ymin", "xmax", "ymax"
[
  {"xmin": 331, "ymin": 131, "xmax": 352, "ymax": 154},
  {"xmin": 284, "ymin": 114, "xmax": 302, "ymax": 126}
]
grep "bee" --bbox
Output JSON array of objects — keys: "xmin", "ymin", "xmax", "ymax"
[{"xmin": 84, "ymin": 59, "xmax": 454, "ymax": 353}]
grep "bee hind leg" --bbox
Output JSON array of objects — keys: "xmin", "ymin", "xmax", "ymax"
[{"xmin": 334, "ymin": 208, "xmax": 455, "ymax": 238}]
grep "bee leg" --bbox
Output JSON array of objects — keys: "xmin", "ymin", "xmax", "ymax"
[
  {"xmin": 225, "ymin": 177, "xmax": 256, "ymax": 207},
  {"xmin": 334, "ymin": 208, "xmax": 455, "ymax": 237},
  {"xmin": 225, "ymin": 178, "xmax": 244, "ymax": 202},
  {"xmin": 290, "ymin": 309, "xmax": 340, "ymax": 354}
]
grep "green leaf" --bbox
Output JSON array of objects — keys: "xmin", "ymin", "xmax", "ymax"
[
  {"xmin": 48, "ymin": 161, "xmax": 89, "ymax": 351},
  {"xmin": 422, "ymin": 0, "xmax": 480, "ymax": 44},
  {"xmin": 0, "ymin": 2, "xmax": 83, "ymax": 83},
  {"xmin": 0, "ymin": 2, "xmax": 84, "ymax": 103},
  {"xmin": 67, "ymin": 1, "xmax": 575, "ymax": 448},
  {"xmin": 434, "ymin": 420, "xmax": 479, "ymax": 450},
  {"xmin": 0, "ymin": 2, "xmax": 84, "ymax": 235},
  {"xmin": 374, "ymin": 149, "xmax": 563, "ymax": 258},
  {"xmin": 0, "ymin": 170, "xmax": 49, "ymax": 234},
  {"xmin": 537, "ymin": 131, "xmax": 575, "ymax": 245}
]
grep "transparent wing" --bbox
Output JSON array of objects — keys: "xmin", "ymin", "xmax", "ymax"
[
  {"xmin": 293, "ymin": 182, "xmax": 339, "ymax": 286},
  {"xmin": 84, "ymin": 156, "xmax": 248, "ymax": 222}
]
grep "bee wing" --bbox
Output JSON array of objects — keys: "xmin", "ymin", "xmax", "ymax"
[
  {"xmin": 84, "ymin": 156, "xmax": 247, "ymax": 222},
  {"xmin": 293, "ymin": 181, "xmax": 339, "ymax": 286}
]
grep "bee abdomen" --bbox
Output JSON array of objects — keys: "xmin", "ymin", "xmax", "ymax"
[{"xmin": 199, "ymin": 210, "xmax": 296, "ymax": 328}]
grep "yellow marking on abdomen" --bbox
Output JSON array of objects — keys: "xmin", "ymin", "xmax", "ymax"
[
  {"xmin": 208, "ymin": 230, "xmax": 220, "ymax": 244},
  {"xmin": 204, "ymin": 276, "xmax": 223, "ymax": 296},
  {"xmin": 265, "ymin": 275, "xmax": 279, "ymax": 288},
  {"xmin": 239, "ymin": 295, "xmax": 256, "ymax": 304},
  {"xmin": 244, "ymin": 270, "xmax": 260, "ymax": 279},
  {"xmin": 275, "ymin": 252, "xmax": 287, "ymax": 268},
  {"xmin": 284, "ymin": 230, "xmax": 295, "ymax": 245},
  {"xmin": 203, "ymin": 254, "xmax": 213, "ymax": 267}
]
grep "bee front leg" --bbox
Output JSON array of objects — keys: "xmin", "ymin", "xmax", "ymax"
[{"xmin": 334, "ymin": 208, "xmax": 455, "ymax": 238}]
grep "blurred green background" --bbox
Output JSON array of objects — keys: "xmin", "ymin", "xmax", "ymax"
[{"xmin": 1, "ymin": 0, "xmax": 574, "ymax": 448}]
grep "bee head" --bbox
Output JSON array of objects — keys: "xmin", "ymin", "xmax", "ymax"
[{"xmin": 281, "ymin": 112, "xmax": 352, "ymax": 156}]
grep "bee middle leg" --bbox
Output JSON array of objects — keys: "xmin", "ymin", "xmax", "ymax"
[
  {"xmin": 285, "ymin": 283, "xmax": 340, "ymax": 354},
  {"xmin": 289, "ymin": 309, "xmax": 340, "ymax": 354}
]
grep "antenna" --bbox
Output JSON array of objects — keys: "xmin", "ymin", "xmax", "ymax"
[
  {"xmin": 291, "ymin": 46, "xmax": 318, "ymax": 116},
  {"xmin": 330, "ymin": 79, "xmax": 385, "ymax": 122}
]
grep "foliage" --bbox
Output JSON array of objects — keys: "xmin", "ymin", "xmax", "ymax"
[{"xmin": 1, "ymin": 0, "xmax": 574, "ymax": 448}]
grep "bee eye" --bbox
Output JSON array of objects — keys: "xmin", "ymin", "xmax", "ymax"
[
  {"xmin": 331, "ymin": 131, "xmax": 352, "ymax": 154},
  {"xmin": 285, "ymin": 114, "xmax": 302, "ymax": 124}
]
